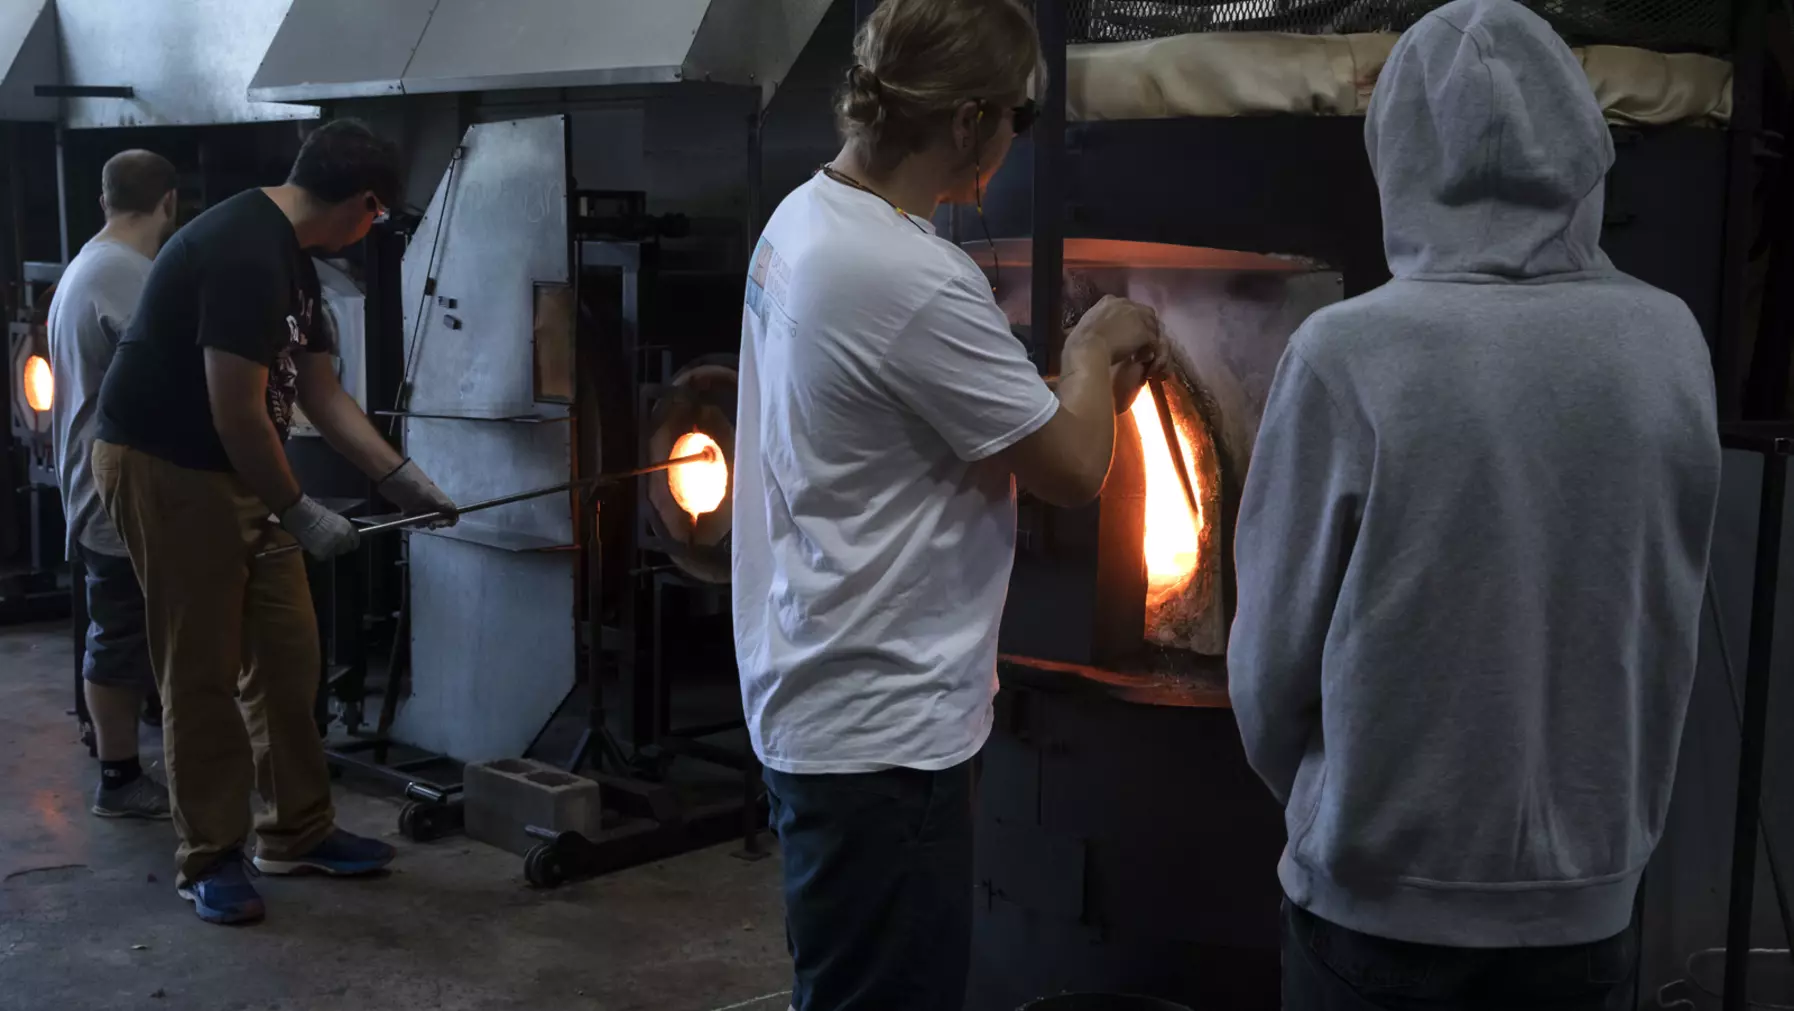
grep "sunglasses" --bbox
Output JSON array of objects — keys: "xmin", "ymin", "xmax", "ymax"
[
  {"xmin": 1011, "ymin": 97, "xmax": 1040, "ymax": 135},
  {"xmin": 982, "ymin": 98, "xmax": 1041, "ymax": 136},
  {"xmin": 365, "ymin": 194, "xmax": 390, "ymax": 224}
]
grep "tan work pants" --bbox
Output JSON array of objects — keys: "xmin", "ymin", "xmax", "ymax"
[{"xmin": 92, "ymin": 440, "xmax": 334, "ymax": 887}]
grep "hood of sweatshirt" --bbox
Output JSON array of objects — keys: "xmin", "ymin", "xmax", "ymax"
[{"xmin": 1365, "ymin": 0, "xmax": 1614, "ymax": 279}]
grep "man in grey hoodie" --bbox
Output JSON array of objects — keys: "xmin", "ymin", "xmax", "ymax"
[{"xmin": 1229, "ymin": 0, "xmax": 1721, "ymax": 1006}]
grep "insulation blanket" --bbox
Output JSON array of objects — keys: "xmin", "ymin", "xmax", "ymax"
[{"xmin": 1068, "ymin": 32, "xmax": 1733, "ymax": 127}]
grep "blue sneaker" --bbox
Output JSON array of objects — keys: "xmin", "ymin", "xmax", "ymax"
[
  {"xmin": 176, "ymin": 854, "xmax": 265, "ymax": 925},
  {"xmin": 253, "ymin": 828, "xmax": 395, "ymax": 877}
]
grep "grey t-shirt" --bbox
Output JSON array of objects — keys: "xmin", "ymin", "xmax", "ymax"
[{"xmin": 47, "ymin": 238, "xmax": 152, "ymax": 558}]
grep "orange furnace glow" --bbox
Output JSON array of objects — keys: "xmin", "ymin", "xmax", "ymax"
[
  {"xmin": 23, "ymin": 355, "xmax": 53, "ymax": 413},
  {"xmin": 668, "ymin": 432, "xmax": 728, "ymax": 521},
  {"xmin": 1127, "ymin": 387, "xmax": 1203, "ymax": 600}
]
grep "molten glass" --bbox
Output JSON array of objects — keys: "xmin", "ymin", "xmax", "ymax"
[
  {"xmin": 1127, "ymin": 388, "xmax": 1203, "ymax": 600},
  {"xmin": 668, "ymin": 431, "xmax": 727, "ymax": 521},
  {"xmin": 22, "ymin": 355, "xmax": 52, "ymax": 413}
]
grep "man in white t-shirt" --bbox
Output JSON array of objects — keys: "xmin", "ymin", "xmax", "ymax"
[
  {"xmin": 47, "ymin": 149, "xmax": 179, "ymax": 821},
  {"xmin": 732, "ymin": 3, "xmax": 1164, "ymax": 1007}
]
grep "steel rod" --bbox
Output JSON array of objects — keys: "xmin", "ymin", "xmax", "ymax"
[
  {"xmin": 257, "ymin": 449, "xmax": 715, "ymax": 558},
  {"xmin": 1032, "ymin": 0, "xmax": 1067, "ymax": 376},
  {"xmin": 1723, "ymin": 451, "xmax": 1785, "ymax": 1011},
  {"xmin": 1148, "ymin": 377, "xmax": 1202, "ymax": 523}
]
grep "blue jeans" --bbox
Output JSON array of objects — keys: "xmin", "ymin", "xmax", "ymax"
[
  {"xmin": 764, "ymin": 760, "xmax": 976, "ymax": 1011},
  {"xmin": 1282, "ymin": 899, "xmax": 1638, "ymax": 1010}
]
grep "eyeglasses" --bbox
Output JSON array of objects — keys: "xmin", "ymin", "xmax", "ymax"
[{"xmin": 365, "ymin": 195, "xmax": 389, "ymax": 224}]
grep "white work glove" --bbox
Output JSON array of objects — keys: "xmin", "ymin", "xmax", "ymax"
[
  {"xmin": 377, "ymin": 459, "xmax": 459, "ymax": 527},
  {"xmin": 279, "ymin": 495, "xmax": 362, "ymax": 560}
]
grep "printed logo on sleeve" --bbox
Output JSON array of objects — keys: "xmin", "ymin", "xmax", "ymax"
[{"xmin": 745, "ymin": 238, "xmax": 790, "ymax": 323}]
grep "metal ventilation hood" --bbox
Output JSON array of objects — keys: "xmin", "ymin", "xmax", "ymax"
[
  {"xmin": 0, "ymin": 0, "xmax": 58, "ymax": 122},
  {"xmin": 250, "ymin": 0, "xmax": 833, "ymax": 105}
]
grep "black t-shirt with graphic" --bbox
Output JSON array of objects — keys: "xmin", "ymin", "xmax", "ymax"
[{"xmin": 97, "ymin": 189, "xmax": 333, "ymax": 472}]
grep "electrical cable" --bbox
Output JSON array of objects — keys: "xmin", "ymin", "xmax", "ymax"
[
  {"xmin": 386, "ymin": 145, "xmax": 464, "ymax": 437},
  {"xmin": 975, "ymin": 145, "xmax": 1000, "ymax": 296}
]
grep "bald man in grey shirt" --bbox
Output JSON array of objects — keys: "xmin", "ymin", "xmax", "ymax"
[{"xmin": 47, "ymin": 149, "xmax": 180, "ymax": 819}]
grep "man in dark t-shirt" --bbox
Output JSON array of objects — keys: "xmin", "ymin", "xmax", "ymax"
[
  {"xmin": 91, "ymin": 120, "xmax": 457, "ymax": 926},
  {"xmin": 98, "ymin": 186, "xmax": 331, "ymax": 468}
]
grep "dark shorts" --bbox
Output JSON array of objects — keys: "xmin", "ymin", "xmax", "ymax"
[
  {"xmin": 1282, "ymin": 899, "xmax": 1638, "ymax": 1010},
  {"xmin": 77, "ymin": 545, "xmax": 154, "ymax": 691},
  {"xmin": 764, "ymin": 759, "xmax": 976, "ymax": 1011}
]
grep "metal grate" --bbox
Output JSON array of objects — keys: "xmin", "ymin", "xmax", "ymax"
[{"xmin": 1070, "ymin": 0, "xmax": 1733, "ymax": 53}]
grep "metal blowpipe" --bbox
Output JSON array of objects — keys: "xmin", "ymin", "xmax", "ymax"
[
  {"xmin": 256, "ymin": 448, "xmax": 718, "ymax": 559},
  {"xmin": 1148, "ymin": 376, "xmax": 1203, "ymax": 522}
]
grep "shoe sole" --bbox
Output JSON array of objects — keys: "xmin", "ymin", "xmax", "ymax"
[
  {"xmin": 252, "ymin": 855, "xmax": 392, "ymax": 877},
  {"xmin": 176, "ymin": 886, "xmax": 265, "ymax": 925},
  {"xmin": 90, "ymin": 805, "xmax": 173, "ymax": 820}
]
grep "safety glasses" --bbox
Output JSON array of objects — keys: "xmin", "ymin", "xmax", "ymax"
[{"xmin": 1010, "ymin": 97, "xmax": 1040, "ymax": 136}]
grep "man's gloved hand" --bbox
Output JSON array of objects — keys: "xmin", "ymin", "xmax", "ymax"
[
  {"xmin": 377, "ymin": 459, "xmax": 459, "ymax": 528},
  {"xmin": 279, "ymin": 495, "xmax": 362, "ymax": 560}
]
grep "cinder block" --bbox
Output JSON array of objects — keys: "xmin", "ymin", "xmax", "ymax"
[{"xmin": 463, "ymin": 758, "xmax": 603, "ymax": 856}]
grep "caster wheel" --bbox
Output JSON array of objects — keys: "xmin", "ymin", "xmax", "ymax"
[
  {"xmin": 524, "ymin": 842, "xmax": 566, "ymax": 888},
  {"xmin": 400, "ymin": 803, "xmax": 444, "ymax": 842},
  {"xmin": 398, "ymin": 803, "xmax": 421, "ymax": 842}
]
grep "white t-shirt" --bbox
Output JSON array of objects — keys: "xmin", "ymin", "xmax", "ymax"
[
  {"xmin": 733, "ymin": 176, "xmax": 1060, "ymax": 775},
  {"xmin": 47, "ymin": 238, "xmax": 152, "ymax": 559}
]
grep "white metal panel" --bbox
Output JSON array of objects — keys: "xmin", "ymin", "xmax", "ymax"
[
  {"xmin": 400, "ymin": 116, "xmax": 571, "ymax": 418},
  {"xmin": 56, "ymin": 0, "xmax": 319, "ymax": 129},
  {"xmin": 239, "ymin": 0, "xmax": 832, "ymax": 104},
  {"xmin": 405, "ymin": 417, "xmax": 575, "ymax": 549},
  {"xmin": 0, "ymin": 0, "xmax": 57, "ymax": 122},
  {"xmin": 400, "ymin": 0, "xmax": 707, "ymax": 94},
  {"xmin": 393, "ymin": 115, "xmax": 576, "ymax": 763},
  {"xmin": 394, "ymin": 537, "xmax": 575, "ymax": 763},
  {"xmin": 685, "ymin": 0, "xmax": 834, "ymax": 103},
  {"xmin": 248, "ymin": 0, "xmax": 437, "ymax": 102}
]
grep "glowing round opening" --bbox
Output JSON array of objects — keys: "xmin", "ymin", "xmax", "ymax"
[
  {"xmin": 668, "ymin": 431, "xmax": 727, "ymax": 521},
  {"xmin": 22, "ymin": 355, "xmax": 52, "ymax": 413}
]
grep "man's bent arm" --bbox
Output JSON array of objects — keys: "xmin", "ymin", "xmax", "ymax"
[
  {"xmin": 996, "ymin": 338, "xmax": 1119, "ymax": 507},
  {"xmin": 294, "ymin": 353, "xmax": 403, "ymax": 480},
  {"xmin": 994, "ymin": 296, "xmax": 1163, "ymax": 507},
  {"xmin": 203, "ymin": 348, "xmax": 301, "ymax": 512}
]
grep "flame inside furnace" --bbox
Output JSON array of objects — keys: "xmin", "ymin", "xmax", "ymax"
[
  {"xmin": 1127, "ymin": 388, "xmax": 1203, "ymax": 601},
  {"xmin": 668, "ymin": 431, "xmax": 728, "ymax": 521}
]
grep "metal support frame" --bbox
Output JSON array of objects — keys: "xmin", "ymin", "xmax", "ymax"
[
  {"xmin": 1719, "ymin": 425, "xmax": 1792, "ymax": 1011},
  {"xmin": 566, "ymin": 239, "xmax": 643, "ymax": 779},
  {"xmin": 70, "ymin": 559, "xmax": 93, "ymax": 757},
  {"xmin": 1031, "ymin": 0, "xmax": 1068, "ymax": 373},
  {"xmin": 530, "ymin": 230, "xmax": 766, "ymax": 888},
  {"xmin": 1714, "ymin": 0, "xmax": 1769, "ymax": 419},
  {"xmin": 52, "ymin": 126, "xmax": 67, "ymax": 266}
]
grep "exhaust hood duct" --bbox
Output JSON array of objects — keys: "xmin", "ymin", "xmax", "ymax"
[
  {"xmin": 249, "ymin": 0, "xmax": 834, "ymax": 106},
  {"xmin": 55, "ymin": 0, "xmax": 320, "ymax": 129},
  {"xmin": 0, "ymin": 0, "xmax": 59, "ymax": 122}
]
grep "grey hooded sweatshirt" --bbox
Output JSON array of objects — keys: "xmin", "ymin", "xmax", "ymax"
[{"xmin": 1229, "ymin": 0, "xmax": 1721, "ymax": 948}]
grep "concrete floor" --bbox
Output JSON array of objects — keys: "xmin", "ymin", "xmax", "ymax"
[{"xmin": 0, "ymin": 622, "xmax": 791, "ymax": 1011}]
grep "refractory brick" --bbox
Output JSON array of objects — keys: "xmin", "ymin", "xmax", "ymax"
[{"xmin": 462, "ymin": 757, "xmax": 603, "ymax": 856}]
